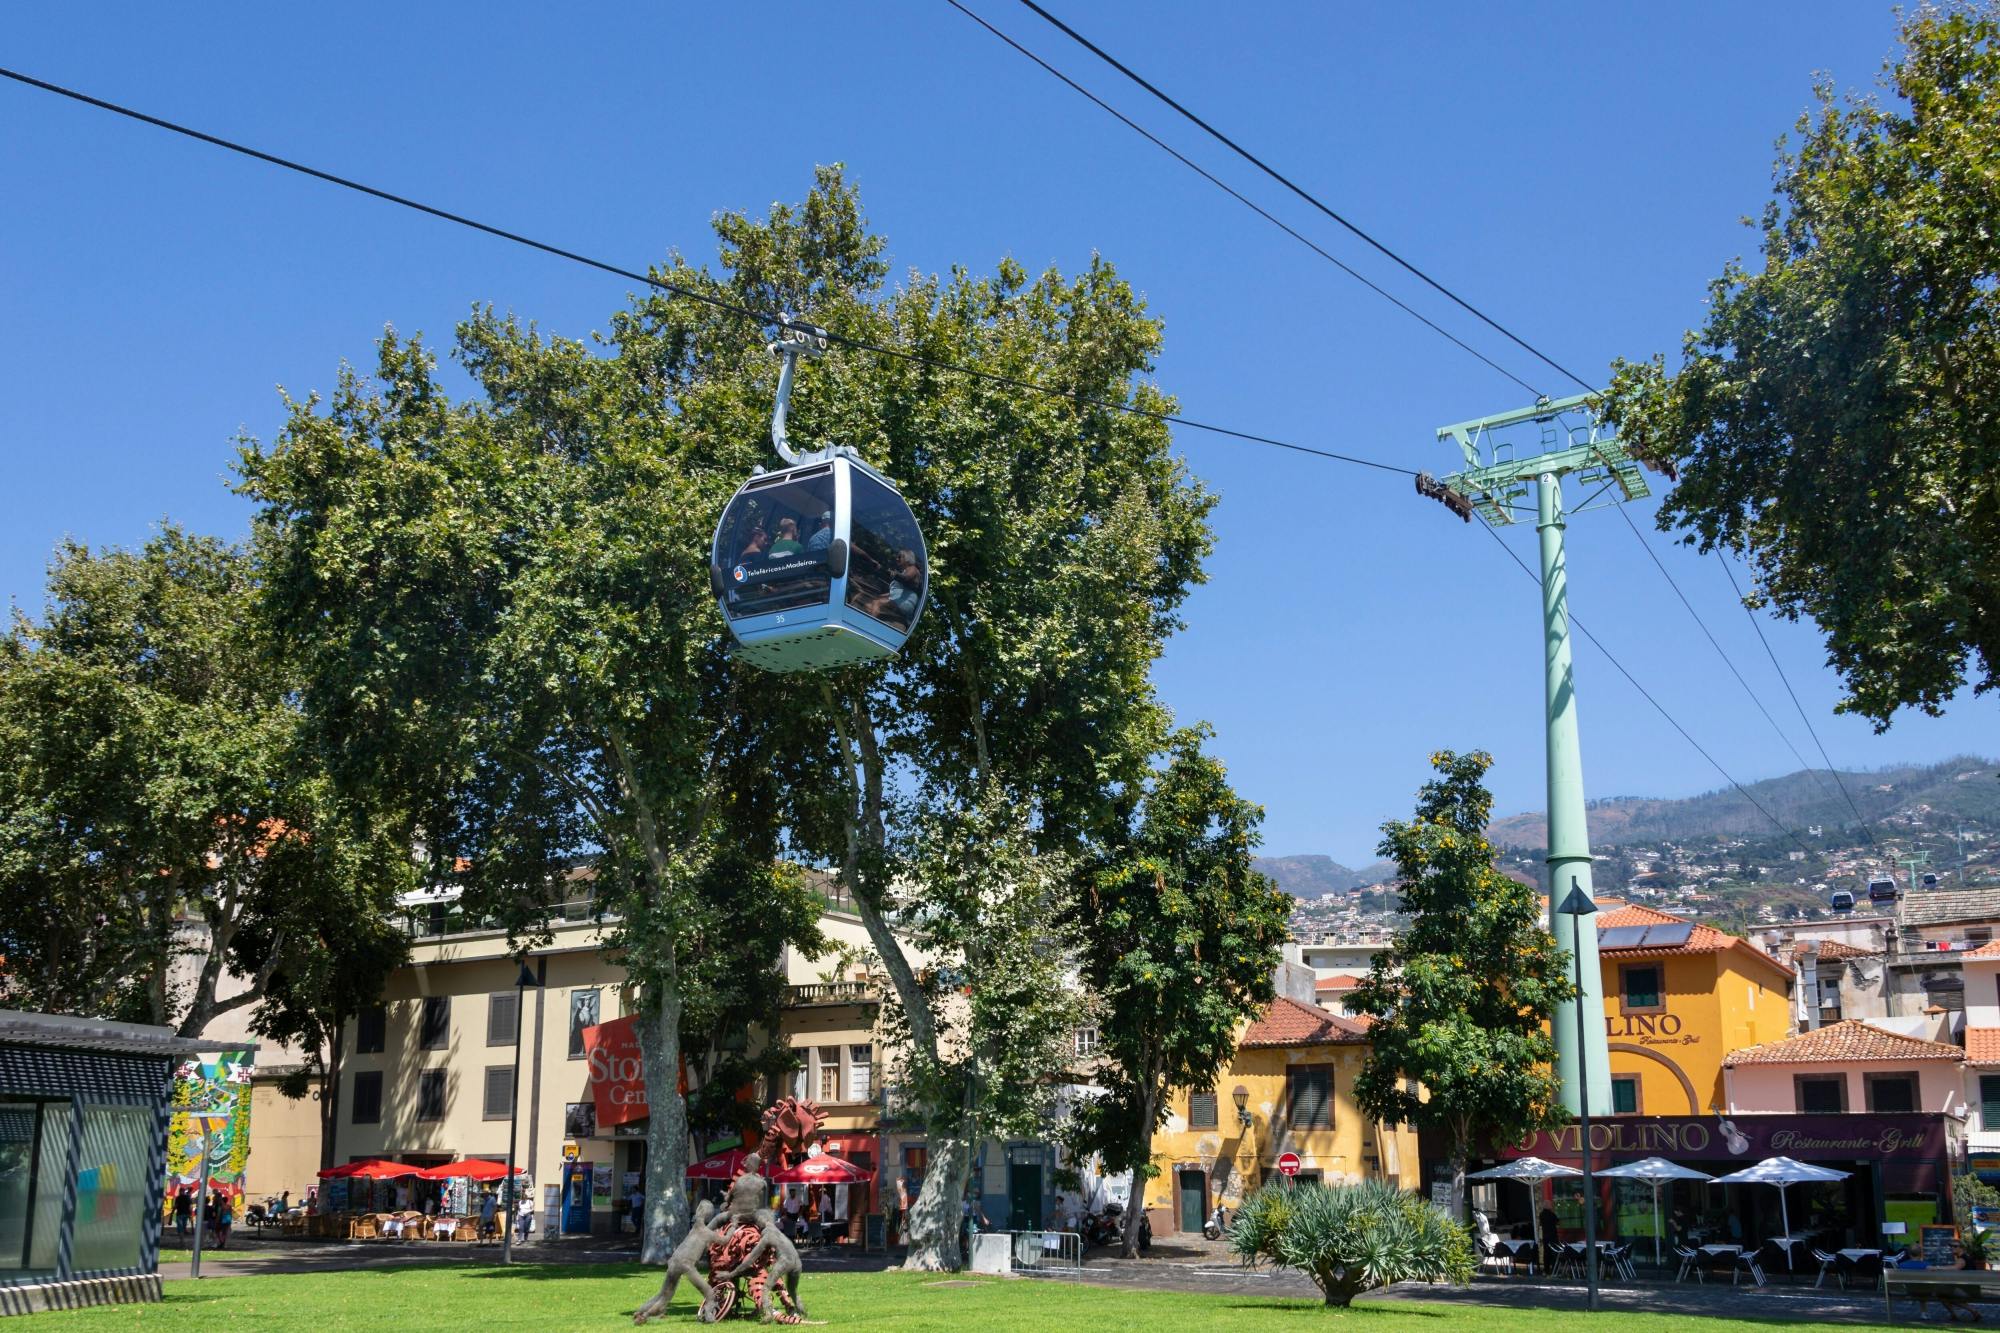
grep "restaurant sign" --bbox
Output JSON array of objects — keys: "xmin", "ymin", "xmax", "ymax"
[{"xmin": 1494, "ymin": 1113, "xmax": 1947, "ymax": 1164}]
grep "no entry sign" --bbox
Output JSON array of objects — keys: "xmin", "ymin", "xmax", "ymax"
[{"xmin": 1277, "ymin": 1152, "xmax": 1302, "ymax": 1177}]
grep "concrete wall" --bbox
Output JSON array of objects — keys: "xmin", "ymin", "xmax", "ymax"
[{"xmin": 247, "ymin": 1075, "xmax": 326, "ymax": 1203}]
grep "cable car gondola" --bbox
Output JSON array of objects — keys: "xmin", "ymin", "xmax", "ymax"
[
  {"xmin": 710, "ymin": 322, "xmax": 928, "ymax": 673},
  {"xmin": 1828, "ymin": 889, "xmax": 1855, "ymax": 913}
]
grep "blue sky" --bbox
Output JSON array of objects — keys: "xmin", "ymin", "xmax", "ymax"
[{"xmin": 3, "ymin": 2, "xmax": 1990, "ymax": 864}]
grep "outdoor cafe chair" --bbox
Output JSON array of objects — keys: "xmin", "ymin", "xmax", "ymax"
[
  {"xmin": 1607, "ymin": 1242, "xmax": 1637, "ymax": 1282},
  {"xmin": 1674, "ymin": 1245, "xmax": 1702, "ymax": 1283},
  {"xmin": 1811, "ymin": 1248, "xmax": 1839, "ymax": 1289},
  {"xmin": 1734, "ymin": 1249, "xmax": 1767, "ymax": 1287}
]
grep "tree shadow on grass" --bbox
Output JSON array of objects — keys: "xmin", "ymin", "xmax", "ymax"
[
  {"xmin": 457, "ymin": 1262, "xmax": 654, "ymax": 1282},
  {"xmin": 1206, "ymin": 1293, "xmax": 1900, "ymax": 1329}
]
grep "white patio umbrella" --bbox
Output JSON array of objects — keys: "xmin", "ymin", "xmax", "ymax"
[
  {"xmin": 1595, "ymin": 1157, "xmax": 1714, "ymax": 1266},
  {"xmin": 1709, "ymin": 1156, "xmax": 1850, "ymax": 1253},
  {"xmin": 1468, "ymin": 1157, "xmax": 1583, "ymax": 1267}
]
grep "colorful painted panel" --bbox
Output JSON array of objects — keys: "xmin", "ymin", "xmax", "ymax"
[{"xmin": 163, "ymin": 1049, "xmax": 255, "ymax": 1212}]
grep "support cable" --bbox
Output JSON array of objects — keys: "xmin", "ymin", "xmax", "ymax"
[
  {"xmin": 1716, "ymin": 554, "xmax": 1880, "ymax": 846},
  {"xmin": 1473, "ymin": 517, "xmax": 1825, "ymax": 865},
  {"xmin": 1613, "ymin": 505, "xmax": 1832, "ymax": 800},
  {"xmin": 0, "ymin": 64, "xmax": 1417, "ymax": 479},
  {"xmin": 944, "ymin": 0, "xmax": 1543, "ymax": 398},
  {"xmin": 1011, "ymin": 0, "xmax": 1598, "ymax": 393}
]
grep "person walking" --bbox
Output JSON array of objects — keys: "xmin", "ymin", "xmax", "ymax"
[
  {"xmin": 627, "ymin": 1184, "xmax": 644, "ymax": 1237},
  {"xmin": 171, "ymin": 1186, "xmax": 192, "ymax": 1240},
  {"xmin": 516, "ymin": 1194, "xmax": 535, "ymax": 1244}
]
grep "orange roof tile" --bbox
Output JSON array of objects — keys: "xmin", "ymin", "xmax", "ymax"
[
  {"xmin": 1594, "ymin": 904, "xmax": 1795, "ymax": 981},
  {"xmin": 1796, "ymin": 939, "xmax": 1877, "ymax": 962},
  {"xmin": 1241, "ymin": 996, "xmax": 1370, "ymax": 1048},
  {"xmin": 1722, "ymin": 1020, "xmax": 1964, "ymax": 1067},
  {"xmin": 1967, "ymin": 1028, "xmax": 2000, "ymax": 1063},
  {"xmin": 1315, "ymin": 974, "xmax": 1364, "ymax": 992},
  {"xmin": 1964, "ymin": 940, "xmax": 2000, "ymax": 960}
]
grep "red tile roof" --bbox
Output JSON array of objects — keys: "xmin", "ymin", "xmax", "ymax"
[
  {"xmin": 1315, "ymin": 974, "xmax": 1364, "ymax": 991},
  {"xmin": 1722, "ymin": 1020, "xmax": 1964, "ymax": 1066},
  {"xmin": 1963, "ymin": 941, "xmax": 2000, "ymax": 960},
  {"xmin": 1968, "ymin": 1028, "xmax": 2000, "ymax": 1063},
  {"xmin": 1594, "ymin": 904, "xmax": 1795, "ymax": 980},
  {"xmin": 1241, "ymin": 996, "xmax": 1371, "ymax": 1048},
  {"xmin": 1795, "ymin": 939, "xmax": 1877, "ymax": 962}
]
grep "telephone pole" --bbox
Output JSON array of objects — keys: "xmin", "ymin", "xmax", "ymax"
[{"xmin": 1421, "ymin": 392, "xmax": 1653, "ymax": 1115}]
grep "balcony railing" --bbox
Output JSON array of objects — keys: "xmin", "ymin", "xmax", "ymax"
[
  {"xmin": 400, "ymin": 893, "xmax": 614, "ymax": 940},
  {"xmin": 785, "ymin": 981, "xmax": 881, "ymax": 1007}
]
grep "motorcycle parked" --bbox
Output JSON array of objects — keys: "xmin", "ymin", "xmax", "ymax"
[{"xmin": 1202, "ymin": 1202, "xmax": 1228, "ymax": 1241}]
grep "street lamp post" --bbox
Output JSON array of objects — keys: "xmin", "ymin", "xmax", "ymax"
[
  {"xmin": 501, "ymin": 959, "xmax": 543, "ymax": 1265},
  {"xmin": 1557, "ymin": 879, "xmax": 1600, "ymax": 1312}
]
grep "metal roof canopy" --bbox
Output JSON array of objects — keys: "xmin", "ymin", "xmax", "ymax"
[{"xmin": 0, "ymin": 1008, "xmax": 248, "ymax": 1058}]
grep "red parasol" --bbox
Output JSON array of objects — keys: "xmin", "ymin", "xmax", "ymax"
[
  {"xmin": 416, "ymin": 1159, "xmax": 522, "ymax": 1181},
  {"xmin": 769, "ymin": 1154, "xmax": 870, "ymax": 1185},
  {"xmin": 316, "ymin": 1159, "xmax": 422, "ymax": 1180},
  {"xmin": 686, "ymin": 1148, "xmax": 755, "ymax": 1181}
]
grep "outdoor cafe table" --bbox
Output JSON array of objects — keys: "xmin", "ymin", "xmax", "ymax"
[
  {"xmin": 1840, "ymin": 1248, "xmax": 1882, "ymax": 1260},
  {"xmin": 1495, "ymin": 1239, "xmax": 1539, "ymax": 1272},
  {"xmin": 431, "ymin": 1219, "xmax": 458, "ymax": 1240}
]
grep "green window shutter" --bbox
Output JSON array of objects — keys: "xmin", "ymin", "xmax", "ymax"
[
  {"xmin": 1288, "ymin": 1067, "xmax": 1332, "ymax": 1128},
  {"xmin": 1980, "ymin": 1075, "xmax": 2000, "ymax": 1131}
]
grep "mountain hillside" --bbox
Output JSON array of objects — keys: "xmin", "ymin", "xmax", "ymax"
[
  {"xmin": 1485, "ymin": 757, "xmax": 1999, "ymax": 850},
  {"xmin": 1252, "ymin": 854, "xmax": 1395, "ymax": 898}
]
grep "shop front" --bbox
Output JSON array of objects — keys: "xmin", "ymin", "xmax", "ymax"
[{"xmin": 1468, "ymin": 1112, "xmax": 1956, "ymax": 1257}]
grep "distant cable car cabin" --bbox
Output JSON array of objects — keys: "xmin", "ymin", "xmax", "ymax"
[
  {"xmin": 1829, "ymin": 889, "xmax": 1855, "ymax": 913},
  {"xmin": 1867, "ymin": 876, "xmax": 1901, "ymax": 904},
  {"xmin": 710, "ymin": 321, "xmax": 927, "ymax": 673}
]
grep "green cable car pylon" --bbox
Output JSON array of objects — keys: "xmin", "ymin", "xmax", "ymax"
[{"xmin": 1422, "ymin": 391, "xmax": 1653, "ymax": 1116}]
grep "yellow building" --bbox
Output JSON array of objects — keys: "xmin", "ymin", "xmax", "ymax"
[
  {"xmin": 1595, "ymin": 904, "xmax": 1795, "ymax": 1117},
  {"xmin": 247, "ymin": 1066, "xmax": 330, "ymax": 1204},
  {"xmin": 1141, "ymin": 997, "xmax": 1420, "ymax": 1235}
]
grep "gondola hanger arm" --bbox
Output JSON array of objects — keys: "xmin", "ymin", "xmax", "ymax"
[{"xmin": 768, "ymin": 314, "xmax": 829, "ymax": 466}]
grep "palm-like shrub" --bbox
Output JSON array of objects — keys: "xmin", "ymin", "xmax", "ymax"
[{"xmin": 1228, "ymin": 1179, "xmax": 1475, "ymax": 1307}]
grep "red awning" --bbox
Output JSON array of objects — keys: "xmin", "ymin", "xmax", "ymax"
[
  {"xmin": 416, "ymin": 1159, "xmax": 522, "ymax": 1181},
  {"xmin": 317, "ymin": 1159, "xmax": 422, "ymax": 1180},
  {"xmin": 687, "ymin": 1148, "xmax": 754, "ymax": 1181},
  {"xmin": 770, "ymin": 1154, "xmax": 871, "ymax": 1185}
]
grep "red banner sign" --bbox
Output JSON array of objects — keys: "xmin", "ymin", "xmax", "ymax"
[{"xmin": 582, "ymin": 1016, "xmax": 648, "ymax": 1127}]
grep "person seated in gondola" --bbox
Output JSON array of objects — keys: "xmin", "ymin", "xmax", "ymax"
[
  {"xmin": 806, "ymin": 511, "xmax": 834, "ymax": 555},
  {"xmin": 768, "ymin": 517, "xmax": 804, "ymax": 556},
  {"xmin": 738, "ymin": 525, "xmax": 770, "ymax": 562},
  {"xmin": 860, "ymin": 549, "xmax": 922, "ymax": 628}
]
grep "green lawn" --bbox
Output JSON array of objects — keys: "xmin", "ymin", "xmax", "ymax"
[{"xmin": 40, "ymin": 1266, "xmax": 1873, "ymax": 1330}]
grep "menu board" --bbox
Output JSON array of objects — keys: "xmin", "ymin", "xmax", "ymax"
[
  {"xmin": 1922, "ymin": 1224, "xmax": 1959, "ymax": 1266},
  {"xmin": 864, "ymin": 1214, "xmax": 886, "ymax": 1251}
]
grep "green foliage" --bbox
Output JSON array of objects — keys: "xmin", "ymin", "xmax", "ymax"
[
  {"xmin": 1955, "ymin": 1171, "xmax": 2000, "ymax": 1232},
  {"xmin": 1600, "ymin": 4, "xmax": 2000, "ymax": 727},
  {"xmin": 0, "ymin": 527, "xmax": 409, "ymax": 1037},
  {"xmin": 1065, "ymin": 726, "xmax": 1289, "ymax": 1216},
  {"xmin": 1228, "ymin": 1180, "xmax": 1475, "ymax": 1307},
  {"xmin": 1349, "ymin": 751, "xmax": 1573, "ymax": 1196}
]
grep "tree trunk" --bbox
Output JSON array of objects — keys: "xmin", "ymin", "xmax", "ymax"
[
  {"xmin": 318, "ymin": 1022, "xmax": 345, "ymax": 1172},
  {"xmin": 1447, "ymin": 1118, "xmax": 1470, "ymax": 1222},
  {"xmin": 902, "ymin": 1125, "xmax": 973, "ymax": 1272},
  {"xmin": 636, "ymin": 989, "xmax": 689, "ymax": 1264},
  {"xmin": 1122, "ymin": 1080, "xmax": 1159, "ymax": 1257}
]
